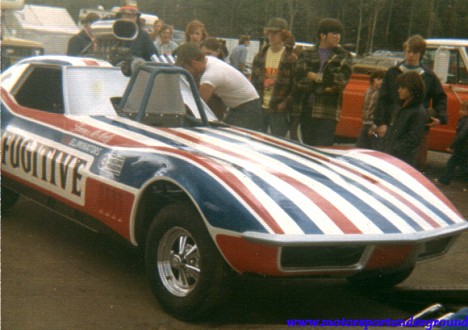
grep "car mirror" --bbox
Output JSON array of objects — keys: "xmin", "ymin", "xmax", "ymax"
[{"xmin": 433, "ymin": 47, "xmax": 450, "ymax": 84}]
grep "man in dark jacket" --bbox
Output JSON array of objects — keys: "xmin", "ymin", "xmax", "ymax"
[
  {"xmin": 115, "ymin": 4, "xmax": 159, "ymax": 61},
  {"xmin": 374, "ymin": 35, "xmax": 447, "ymax": 168},
  {"xmin": 67, "ymin": 13, "xmax": 100, "ymax": 56},
  {"xmin": 292, "ymin": 18, "xmax": 353, "ymax": 146}
]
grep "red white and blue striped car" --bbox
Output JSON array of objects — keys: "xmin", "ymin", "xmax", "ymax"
[{"xmin": 2, "ymin": 56, "xmax": 467, "ymax": 321}]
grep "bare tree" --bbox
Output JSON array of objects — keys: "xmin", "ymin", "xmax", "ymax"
[
  {"xmin": 365, "ymin": 0, "xmax": 390, "ymax": 54},
  {"xmin": 286, "ymin": 0, "xmax": 300, "ymax": 32},
  {"xmin": 426, "ymin": 0, "xmax": 437, "ymax": 37},
  {"xmin": 384, "ymin": 0, "xmax": 394, "ymax": 45},
  {"xmin": 407, "ymin": 1, "xmax": 415, "ymax": 37},
  {"xmin": 355, "ymin": 0, "xmax": 364, "ymax": 54}
]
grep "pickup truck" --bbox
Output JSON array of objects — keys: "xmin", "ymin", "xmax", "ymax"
[
  {"xmin": 0, "ymin": 0, "xmax": 44, "ymax": 71},
  {"xmin": 337, "ymin": 39, "xmax": 468, "ymax": 152}
]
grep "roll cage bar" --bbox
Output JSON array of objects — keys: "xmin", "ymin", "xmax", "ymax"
[{"xmin": 118, "ymin": 63, "xmax": 209, "ymax": 126}]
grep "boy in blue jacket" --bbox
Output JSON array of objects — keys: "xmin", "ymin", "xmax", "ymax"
[{"xmin": 382, "ymin": 71, "xmax": 428, "ymax": 166}]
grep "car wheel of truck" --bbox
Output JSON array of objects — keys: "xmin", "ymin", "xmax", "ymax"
[
  {"xmin": 145, "ymin": 202, "xmax": 232, "ymax": 321},
  {"xmin": 1, "ymin": 187, "xmax": 19, "ymax": 212},
  {"xmin": 347, "ymin": 266, "xmax": 414, "ymax": 290}
]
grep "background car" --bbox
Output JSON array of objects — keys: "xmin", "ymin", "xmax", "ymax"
[{"xmin": 352, "ymin": 50, "xmax": 404, "ymax": 75}]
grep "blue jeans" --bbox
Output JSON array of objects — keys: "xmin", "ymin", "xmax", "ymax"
[
  {"xmin": 356, "ymin": 124, "xmax": 382, "ymax": 150},
  {"xmin": 438, "ymin": 151, "xmax": 468, "ymax": 185},
  {"xmin": 225, "ymin": 99, "xmax": 264, "ymax": 132},
  {"xmin": 300, "ymin": 116, "xmax": 337, "ymax": 146},
  {"xmin": 261, "ymin": 110, "xmax": 289, "ymax": 137}
]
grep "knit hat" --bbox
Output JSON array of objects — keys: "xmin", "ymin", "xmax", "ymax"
[
  {"xmin": 118, "ymin": 5, "xmax": 140, "ymax": 15},
  {"xmin": 82, "ymin": 12, "xmax": 100, "ymax": 25},
  {"xmin": 264, "ymin": 18, "xmax": 288, "ymax": 31}
]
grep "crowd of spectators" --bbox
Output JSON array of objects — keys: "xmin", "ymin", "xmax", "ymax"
[{"xmin": 66, "ymin": 4, "xmax": 467, "ymax": 183}]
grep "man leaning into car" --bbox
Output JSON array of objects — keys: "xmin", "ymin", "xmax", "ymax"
[{"xmin": 175, "ymin": 42, "xmax": 264, "ymax": 132}]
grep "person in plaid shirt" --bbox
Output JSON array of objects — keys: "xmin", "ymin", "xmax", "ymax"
[
  {"xmin": 251, "ymin": 18, "xmax": 298, "ymax": 138},
  {"xmin": 292, "ymin": 18, "xmax": 353, "ymax": 146},
  {"xmin": 356, "ymin": 70, "xmax": 385, "ymax": 149}
]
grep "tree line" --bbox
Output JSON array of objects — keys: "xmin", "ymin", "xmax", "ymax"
[{"xmin": 27, "ymin": 0, "xmax": 468, "ymax": 55}]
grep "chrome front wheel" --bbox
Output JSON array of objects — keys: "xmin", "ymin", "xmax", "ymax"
[
  {"xmin": 157, "ymin": 227, "xmax": 200, "ymax": 297},
  {"xmin": 145, "ymin": 202, "xmax": 232, "ymax": 321}
]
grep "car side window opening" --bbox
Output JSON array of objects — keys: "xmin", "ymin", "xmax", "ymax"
[
  {"xmin": 424, "ymin": 48, "xmax": 468, "ymax": 85},
  {"xmin": 452, "ymin": 48, "xmax": 468, "ymax": 84},
  {"xmin": 13, "ymin": 66, "xmax": 64, "ymax": 113}
]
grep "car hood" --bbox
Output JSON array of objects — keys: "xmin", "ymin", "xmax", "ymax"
[{"xmin": 89, "ymin": 117, "xmax": 466, "ymax": 239}]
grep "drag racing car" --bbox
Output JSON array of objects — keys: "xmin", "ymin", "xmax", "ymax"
[{"xmin": 1, "ymin": 56, "xmax": 467, "ymax": 321}]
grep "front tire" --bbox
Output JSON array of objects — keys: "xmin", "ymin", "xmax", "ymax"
[{"xmin": 145, "ymin": 202, "xmax": 232, "ymax": 321}]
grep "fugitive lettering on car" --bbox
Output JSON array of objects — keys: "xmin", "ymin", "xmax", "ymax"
[{"xmin": 1, "ymin": 129, "xmax": 93, "ymax": 206}]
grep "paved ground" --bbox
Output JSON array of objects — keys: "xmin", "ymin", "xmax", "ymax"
[{"xmin": 2, "ymin": 151, "xmax": 467, "ymax": 329}]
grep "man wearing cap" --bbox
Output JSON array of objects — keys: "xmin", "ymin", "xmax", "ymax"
[
  {"xmin": 175, "ymin": 42, "xmax": 263, "ymax": 131},
  {"xmin": 115, "ymin": 4, "xmax": 159, "ymax": 61},
  {"xmin": 292, "ymin": 18, "xmax": 353, "ymax": 146},
  {"xmin": 251, "ymin": 18, "xmax": 297, "ymax": 137},
  {"xmin": 67, "ymin": 12, "xmax": 100, "ymax": 56}
]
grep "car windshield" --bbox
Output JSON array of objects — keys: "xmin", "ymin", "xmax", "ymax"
[{"xmin": 63, "ymin": 66, "xmax": 130, "ymax": 115}]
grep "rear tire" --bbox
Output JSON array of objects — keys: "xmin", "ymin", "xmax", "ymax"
[
  {"xmin": 145, "ymin": 202, "xmax": 232, "ymax": 321},
  {"xmin": 347, "ymin": 266, "xmax": 414, "ymax": 290}
]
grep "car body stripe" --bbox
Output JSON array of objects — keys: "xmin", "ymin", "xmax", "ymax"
[
  {"xmin": 220, "ymin": 127, "xmax": 462, "ymax": 227},
  {"xmin": 134, "ymin": 127, "xmax": 437, "ymax": 234},
  {"xmin": 1, "ymin": 92, "xmax": 284, "ymax": 234},
  {"xmin": 93, "ymin": 116, "xmax": 459, "ymax": 234},
  {"xmin": 149, "ymin": 127, "xmax": 364, "ymax": 234},
  {"xmin": 343, "ymin": 153, "xmax": 461, "ymax": 224}
]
